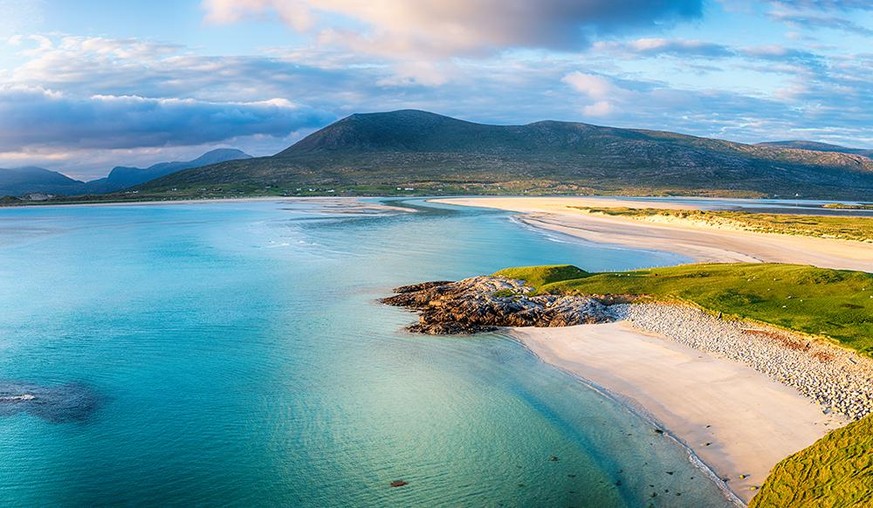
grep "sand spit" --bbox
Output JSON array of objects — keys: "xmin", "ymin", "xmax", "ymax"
[{"xmin": 436, "ymin": 197, "xmax": 873, "ymax": 272}]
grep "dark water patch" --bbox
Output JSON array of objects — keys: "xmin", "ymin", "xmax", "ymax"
[{"xmin": 0, "ymin": 381, "xmax": 101, "ymax": 423}]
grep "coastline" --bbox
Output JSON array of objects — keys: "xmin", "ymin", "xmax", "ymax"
[
  {"xmin": 435, "ymin": 197, "xmax": 873, "ymax": 272},
  {"xmin": 425, "ymin": 197, "xmax": 873, "ymax": 503},
  {"xmin": 0, "ymin": 196, "xmax": 411, "ymax": 214},
  {"xmin": 509, "ymin": 315, "xmax": 850, "ymax": 504}
]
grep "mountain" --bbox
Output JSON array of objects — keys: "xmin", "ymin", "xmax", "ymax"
[
  {"xmin": 133, "ymin": 110, "xmax": 873, "ymax": 200},
  {"xmin": 0, "ymin": 167, "xmax": 86, "ymax": 197},
  {"xmin": 84, "ymin": 148, "xmax": 251, "ymax": 193},
  {"xmin": 0, "ymin": 149, "xmax": 252, "ymax": 198},
  {"xmin": 757, "ymin": 140, "xmax": 873, "ymax": 159}
]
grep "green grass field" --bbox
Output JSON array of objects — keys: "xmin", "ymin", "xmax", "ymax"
[
  {"xmin": 572, "ymin": 207, "xmax": 873, "ymax": 243},
  {"xmin": 749, "ymin": 413, "xmax": 873, "ymax": 508},
  {"xmin": 495, "ymin": 263, "xmax": 873, "ymax": 355}
]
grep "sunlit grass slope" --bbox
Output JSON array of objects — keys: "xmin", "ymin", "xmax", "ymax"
[
  {"xmin": 494, "ymin": 263, "xmax": 873, "ymax": 356},
  {"xmin": 749, "ymin": 413, "xmax": 873, "ymax": 508}
]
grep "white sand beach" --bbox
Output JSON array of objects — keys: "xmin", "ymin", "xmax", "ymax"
[
  {"xmin": 436, "ymin": 197, "xmax": 873, "ymax": 271},
  {"xmin": 512, "ymin": 320, "xmax": 848, "ymax": 503}
]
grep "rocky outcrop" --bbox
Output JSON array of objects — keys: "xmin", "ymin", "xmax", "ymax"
[{"xmin": 382, "ymin": 276, "xmax": 618, "ymax": 334}]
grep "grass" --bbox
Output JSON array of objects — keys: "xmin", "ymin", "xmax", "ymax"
[
  {"xmin": 493, "ymin": 265, "xmax": 589, "ymax": 291},
  {"xmin": 823, "ymin": 203, "xmax": 873, "ymax": 210},
  {"xmin": 749, "ymin": 413, "xmax": 873, "ymax": 507},
  {"xmin": 572, "ymin": 207, "xmax": 873, "ymax": 243},
  {"xmin": 495, "ymin": 263, "xmax": 873, "ymax": 356}
]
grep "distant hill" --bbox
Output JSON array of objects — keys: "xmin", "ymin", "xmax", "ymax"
[
  {"xmin": 0, "ymin": 149, "xmax": 251, "ymax": 198},
  {"xmin": 85, "ymin": 148, "xmax": 251, "ymax": 193},
  {"xmin": 758, "ymin": 140, "xmax": 873, "ymax": 159},
  {"xmin": 0, "ymin": 167, "xmax": 86, "ymax": 197},
  {"xmin": 140, "ymin": 110, "xmax": 873, "ymax": 200}
]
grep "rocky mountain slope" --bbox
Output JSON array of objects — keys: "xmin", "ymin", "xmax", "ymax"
[
  {"xmin": 758, "ymin": 140, "xmax": 873, "ymax": 159},
  {"xmin": 84, "ymin": 149, "xmax": 251, "ymax": 193},
  {"xmin": 140, "ymin": 110, "xmax": 873, "ymax": 200}
]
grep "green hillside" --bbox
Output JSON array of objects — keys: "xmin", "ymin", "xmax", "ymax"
[{"xmin": 749, "ymin": 413, "xmax": 873, "ymax": 508}]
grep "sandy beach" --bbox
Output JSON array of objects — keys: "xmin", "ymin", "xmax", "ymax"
[
  {"xmin": 436, "ymin": 197, "xmax": 873, "ymax": 271},
  {"xmin": 431, "ymin": 196, "xmax": 873, "ymax": 503},
  {"xmin": 512, "ymin": 320, "xmax": 848, "ymax": 503}
]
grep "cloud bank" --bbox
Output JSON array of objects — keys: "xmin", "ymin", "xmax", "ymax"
[
  {"xmin": 0, "ymin": 86, "xmax": 331, "ymax": 151},
  {"xmin": 202, "ymin": 0, "xmax": 704, "ymax": 55}
]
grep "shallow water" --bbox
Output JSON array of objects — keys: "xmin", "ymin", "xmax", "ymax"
[{"xmin": 0, "ymin": 199, "xmax": 735, "ymax": 506}]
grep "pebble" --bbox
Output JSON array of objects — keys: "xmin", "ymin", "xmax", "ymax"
[{"xmin": 615, "ymin": 303, "xmax": 873, "ymax": 420}]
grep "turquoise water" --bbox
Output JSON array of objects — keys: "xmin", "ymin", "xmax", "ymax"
[{"xmin": 0, "ymin": 199, "xmax": 734, "ymax": 507}]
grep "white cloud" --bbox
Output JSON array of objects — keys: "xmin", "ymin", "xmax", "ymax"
[
  {"xmin": 203, "ymin": 0, "xmax": 314, "ymax": 30},
  {"xmin": 561, "ymin": 72, "xmax": 622, "ymax": 117},
  {"xmin": 583, "ymin": 100, "xmax": 614, "ymax": 116},
  {"xmin": 561, "ymin": 72, "xmax": 614, "ymax": 100}
]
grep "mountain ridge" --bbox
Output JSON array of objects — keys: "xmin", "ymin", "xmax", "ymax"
[
  {"xmin": 0, "ymin": 166, "xmax": 86, "ymax": 197},
  {"xmin": 139, "ymin": 110, "xmax": 873, "ymax": 200},
  {"xmin": 86, "ymin": 148, "xmax": 252, "ymax": 193},
  {"xmin": 0, "ymin": 149, "xmax": 251, "ymax": 198},
  {"xmin": 757, "ymin": 140, "xmax": 873, "ymax": 159}
]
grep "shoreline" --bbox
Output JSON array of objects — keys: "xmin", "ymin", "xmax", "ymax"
[
  {"xmin": 0, "ymin": 196, "xmax": 412, "ymax": 214},
  {"xmin": 383, "ymin": 274, "xmax": 873, "ymax": 505},
  {"xmin": 421, "ymin": 197, "xmax": 873, "ymax": 503},
  {"xmin": 508, "ymin": 308, "xmax": 857, "ymax": 504},
  {"xmin": 435, "ymin": 197, "xmax": 873, "ymax": 272},
  {"xmin": 505, "ymin": 327, "xmax": 745, "ymax": 507}
]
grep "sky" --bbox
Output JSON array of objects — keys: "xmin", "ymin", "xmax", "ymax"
[{"xmin": 1, "ymin": 0, "xmax": 872, "ymax": 180}]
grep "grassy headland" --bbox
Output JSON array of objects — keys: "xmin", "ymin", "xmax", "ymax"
[
  {"xmin": 494, "ymin": 263, "xmax": 873, "ymax": 356},
  {"xmin": 572, "ymin": 207, "xmax": 873, "ymax": 243}
]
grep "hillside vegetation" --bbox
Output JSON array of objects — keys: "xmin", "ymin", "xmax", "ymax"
[
  {"xmin": 574, "ymin": 207, "xmax": 873, "ymax": 242},
  {"xmin": 138, "ymin": 110, "xmax": 873, "ymax": 200},
  {"xmin": 759, "ymin": 140, "xmax": 873, "ymax": 159},
  {"xmin": 0, "ymin": 166, "xmax": 85, "ymax": 197},
  {"xmin": 749, "ymin": 413, "xmax": 873, "ymax": 508}
]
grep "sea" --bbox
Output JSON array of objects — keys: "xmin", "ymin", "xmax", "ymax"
[{"xmin": 0, "ymin": 198, "xmax": 751, "ymax": 506}]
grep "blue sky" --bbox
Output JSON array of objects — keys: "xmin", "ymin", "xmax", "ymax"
[{"xmin": 1, "ymin": 0, "xmax": 872, "ymax": 179}]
